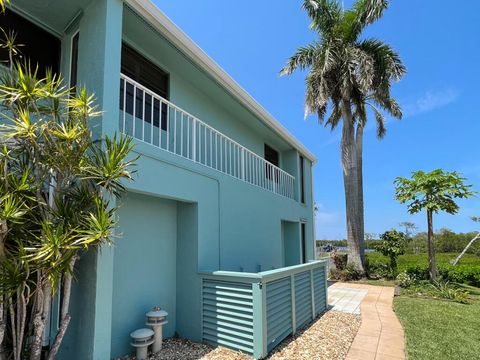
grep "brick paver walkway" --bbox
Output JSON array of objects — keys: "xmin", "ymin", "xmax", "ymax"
[{"xmin": 329, "ymin": 282, "xmax": 406, "ymax": 360}]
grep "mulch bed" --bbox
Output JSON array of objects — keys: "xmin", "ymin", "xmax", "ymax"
[{"xmin": 120, "ymin": 310, "xmax": 361, "ymax": 360}]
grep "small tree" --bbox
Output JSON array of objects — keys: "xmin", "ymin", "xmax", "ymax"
[
  {"xmin": 398, "ymin": 221, "xmax": 417, "ymax": 239},
  {"xmin": 375, "ymin": 230, "xmax": 406, "ymax": 277},
  {"xmin": 394, "ymin": 170, "xmax": 475, "ymax": 281},
  {"xmin": 0, "ymin": 20, "xmax": 137, "ymax": 360}
]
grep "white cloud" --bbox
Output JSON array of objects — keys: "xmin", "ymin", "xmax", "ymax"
[{"xmin": 403, "ymin": 88, "xmax": 459, "ymax": 117}]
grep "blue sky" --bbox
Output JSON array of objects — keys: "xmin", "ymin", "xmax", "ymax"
[{"xmin": 154, "ymin": 0, "xmax": 480, "ymax": 239}]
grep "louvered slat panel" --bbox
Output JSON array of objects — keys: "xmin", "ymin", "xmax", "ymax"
[
  {"xmin": 295, "ymin": 271, "xmax": 312, "ymax": 329},
  {"xmin": 202, "ymin": 279, "xmax": 254, "ymax": 355},
  {"xmin": 313, "ymin": 267, "xmax": 327, "ymax": 315},
  {"xmin": 266, "ymin": 277, "xmax": 292, "ymax": 352}
]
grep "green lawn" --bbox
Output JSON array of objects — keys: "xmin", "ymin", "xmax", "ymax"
[{"xmin": 394, "ymin": 296, "xmax": 480, "ymax": 360}]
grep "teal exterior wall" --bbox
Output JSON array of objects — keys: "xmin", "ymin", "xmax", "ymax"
[
  {"xmin": 8, "ymin": 1, "xmax": 317, "ymax": 359},
  {"xmin": 112, "ymin": 193, "xmax": 178, "ymax": 357}
]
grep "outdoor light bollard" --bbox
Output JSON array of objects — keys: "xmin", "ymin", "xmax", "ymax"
[
  {"xmin": 130, "ymin": 328, "xmax": 155, "ymax": 360},
  {"xmin": 146, "ymin": 307, "xmax": 169, "ymax": 353}
]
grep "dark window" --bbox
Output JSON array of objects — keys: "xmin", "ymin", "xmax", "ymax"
[
  {"xmin": 264, "ymin": 144, "xmax": 279, "ymax": 181},
  {"xmin": 69, "ymin": 32, "xmax": 79, "ymax": 89},
  {"xmin": 0, "ymin": 9, "xmax": 60, "ymax": 77},
  {"xmin": 120, "ymin": 43, "xmax": 169, "ymax": 131},
  {"xmin": 300, "ymin": 155, "xmax": 305, "ymax": 203},
  {"xmin": 264, "ymin": 144, "xmax": 279, "ymax": 166},
  {"xmin": 301, "ymin": 223, "xmax": 307, "ymax": 263}
]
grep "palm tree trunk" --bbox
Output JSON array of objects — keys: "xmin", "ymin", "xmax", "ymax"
[
  {"xmin": 340, "ymin": 100, "xmax": 364, "ymax": 272},
  {"xmin": 355, "ymin": 123, "xmax": 366, "ymax": 267},
  {"xmin": 427, "ymin": 209, "xmax": 437, "ymax": 281}
]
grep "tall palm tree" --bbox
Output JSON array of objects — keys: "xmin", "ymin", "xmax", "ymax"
[{"xmin": 281, "ymin": 0, "xmax": 405, "ymax": 271}]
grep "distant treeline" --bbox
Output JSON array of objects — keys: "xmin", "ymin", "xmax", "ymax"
[
  {"xmin": 317, "ymin": 228, "xmax": 480, "ymax": 256},
  {"xmin": 316, "ymin": 239, "xmax": 379, "ymax": 249}
]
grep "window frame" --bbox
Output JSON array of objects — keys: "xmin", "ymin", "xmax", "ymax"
[
  {"xmin": 69, "ymin": 31, "xmax": 80, "ymax": 90},
  {"xmin": 264, "ymin": 143, "xmax": 280, "ymax": 182},
  {"xmin": 120, "ymin": 43, "xmax": 170, "ymax": 132},
  {"xmin": 300, "ymin": 155, "xmax": 305, "ymax": 204},
  {"xmin": 0, "ymin": 9, "xmax": 61, "ymax": 77},
  {"xmin": 301, "ymin": 222, "xmax": 307, "ymax": 264}
]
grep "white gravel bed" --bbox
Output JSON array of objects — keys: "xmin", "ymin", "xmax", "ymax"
[{"xmin": 119, "ymin": 310, "xmax": 361, "ymax": 360}]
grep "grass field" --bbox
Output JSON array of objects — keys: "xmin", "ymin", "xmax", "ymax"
[{"xmin": 394, "ymin": 295, "xmax": 480, "ymax": 360}]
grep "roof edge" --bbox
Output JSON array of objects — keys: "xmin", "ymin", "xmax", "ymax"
[{"xmin": 125, "ymin": 0, "xmax": 317, "ymax": 163}]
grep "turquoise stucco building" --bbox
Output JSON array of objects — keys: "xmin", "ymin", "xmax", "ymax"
[{"xmin": 1, "ymin": 1, "xmax": 327, "ymax": 359}]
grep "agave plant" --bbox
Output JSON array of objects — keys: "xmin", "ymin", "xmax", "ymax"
[{"xmin": 0, "ymin": 32, "xmax": 137, "ymax": 360}]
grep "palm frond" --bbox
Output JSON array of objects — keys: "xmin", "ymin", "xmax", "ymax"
[
  {"xmin": 357, "ymin": 38, "xmax": 406, "ymax": 82},
  {"xmin": 303, "ymin": 0, "xmax": 343, "ymax": 37},
  {"xmin": 280, "ymin": 44, "xmax": 319, "ymax": 75},
  {"xmin": 351, "ymin": 0, "xmax": 389, "ymax": 37}
]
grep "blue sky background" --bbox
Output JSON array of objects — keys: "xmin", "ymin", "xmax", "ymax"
[{"xmin": 154, "ymin": 0, "xmax": 480, "ymax": 239}]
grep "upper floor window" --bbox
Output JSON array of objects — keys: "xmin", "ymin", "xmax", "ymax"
[
  {"xmin": 0, "ymin": 9, "xmax": 60, "ymax": 77},
  {"xmin": 264, "ymin": 144, "xmax": 279, "ymax": 166},
  {"xmin": 264, "ymin": 144, "xmax": 279, "ymax": 181},
  {"xmin": 120, "ymin": 43, "xmax": 169, "ymax": 131},
  {"xmin": 69, "ymin": 32, "xmax": 79, "ymax": 90},
  {"xmin": 300, "ymin": 155, "xmax": 305, "ymax": 203}
]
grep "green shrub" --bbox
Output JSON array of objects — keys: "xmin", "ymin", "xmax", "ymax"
[
  {"xmin": 329, "ymin": 264, "xmax": 363, "ymax": 281},
  {"xmin": 396, "ymin": 271, "xmax": 417, "ymax": 287},
  {"xmin": 331, "ymin": 252, "xmax": 347, "ymax": 270},
  {"xmin": 366, "ymin": 252, "xmax": 480, "ymax": 286},
  {"xmin": 366, "ymin": 261, "xmax": 390, "ymax": 279},
  {"xmin": 375, "ymin": 230, "xmax": 407, "ymax": 277},
  {"xmin": 403, "ymin": 265, "xmax": 480, "ymax": 287}
]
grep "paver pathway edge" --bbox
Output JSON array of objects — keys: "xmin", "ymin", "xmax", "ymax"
[{"xmin": 329, "ymin": 282, "xmax": 406, "ymax": 360}]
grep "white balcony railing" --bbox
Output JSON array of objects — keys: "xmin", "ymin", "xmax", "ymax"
[{"xmin": 119, "ymin": 73, "xmax": 295, "ymax": 199}]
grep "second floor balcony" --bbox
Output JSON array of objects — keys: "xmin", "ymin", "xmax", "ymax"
[{"xmin": 119, "ymin": 73, "xmax": 295, "ymax": 199}]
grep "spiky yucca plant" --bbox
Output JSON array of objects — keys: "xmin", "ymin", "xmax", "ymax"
[{"xmin": 0, "ymin": 35, "xmax": 137, "ymax": 360}]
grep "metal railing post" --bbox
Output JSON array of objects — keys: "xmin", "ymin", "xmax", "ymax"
[
  {"xmin": 241, "ymin": 148, "xmax": 245, "ymax": 181},
  {"xmin": 192, "ymin": 117, "xmax": 197, "ymax": 162},
  {"xmin": 119, "ymin": 73, "xmax": 298, "ymax": 200}
]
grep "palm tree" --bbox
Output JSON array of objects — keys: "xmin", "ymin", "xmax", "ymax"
[{"xmin": 281, "ymin": 0, "xmax": 405, "ymax": 271}]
